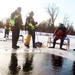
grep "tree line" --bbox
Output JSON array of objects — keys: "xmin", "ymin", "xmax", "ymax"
[
  {"xmin": 36, "ymin": 20, "xmax": 75, "ymax": 35},
  {"xmin": 0, "ymin": 3, "xmax": 75, "ymax": 35},
  {"xmin": 35, "ymin": 3, "xmax": 75, "ymax": 35}
]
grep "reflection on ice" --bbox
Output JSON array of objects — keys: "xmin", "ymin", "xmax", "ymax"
[
  {"xmin": 51, "ymin": 54, "xmax": 63, "ymax": 69},
  {"xmin": 23, "ymin": 53, "xmax": 33, "ymax": 74},
  {"xmin": 9, "ymin": 53, "xmax": 19, "ymax": 74}
]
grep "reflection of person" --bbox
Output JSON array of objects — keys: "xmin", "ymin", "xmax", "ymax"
[
  {"xmin": 10, "ymin": 7, "xmax": 24, "ymax": 49},
  {"xmin": 23, "ymin": 53, "xmax": 33, "ymax": 72},
  {"xmin": 49, "ymin": 23, "xmax": 67, "ymax": 50},
  {"xmin": 72, "ymin": 61, "xmax": 75, "ymax": 74},
  {"xmin": 9, "ymin": 53, "xmax": 18, "ymax": 74},
  {"xmin": 24, "ymin": 11, "xmax": 37, "ymax": 48},
  {"xmin": 51, "ymin": 54, "xmax": 63, "ymax": 68},
  {"xmin": 73, "ymin": 49, "xmax": 75, "ymax": 51},
  {"xmin": 4, "ymin": 19, "xmax": 11, "ymax": 38}
]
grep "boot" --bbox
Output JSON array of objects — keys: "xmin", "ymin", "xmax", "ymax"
[
  {"xmin": 25, "ymin": 44, "xmax": 29, "ymax": 48},
  {"xmin": 49, "ymin": 46, "xmax": 55, "ymax": 48},
  {"xmin": 12, "ymin": 46, "xmax": 17, "ymax": 49},
  {"xmin": 16, "ymin": 45, "xmax": 20, "ymax": 48},
  {"xmin": 49, "ymin": 40, "xmax": 56, "ymax": 48},
  {"xmin": 60, "ymin": 39, "xmax": 66, "ymax": 50}
]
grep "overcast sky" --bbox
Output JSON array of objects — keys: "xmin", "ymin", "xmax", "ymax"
[{"xmin": 0, "ymin": 0, "xmax": 75, "ymax": 27}]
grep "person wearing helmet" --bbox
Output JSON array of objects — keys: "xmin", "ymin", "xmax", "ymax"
[
  {"xmin": 24, "ymin": 11, "xmax": 37, "ymax": 48},
  {"xmin": 10, "ymin": 7, "xmax": 24, "ymax": 49},
  {"xmin": 49, "ymin": 23, "xmax": 67, "ymax": 50}
]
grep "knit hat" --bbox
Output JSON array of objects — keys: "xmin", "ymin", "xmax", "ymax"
[{"xmin": 17, "ymin": 7, "xmax": 21, "ymax": 11}]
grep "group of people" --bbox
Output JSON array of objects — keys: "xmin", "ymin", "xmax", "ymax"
[
  {"xmin": 4, "ymin": 7, "xmax": 68, "ymax": 50},
  {"xmin": 4, "ymin": 7, "xmax": 38, "ymax": 49}
]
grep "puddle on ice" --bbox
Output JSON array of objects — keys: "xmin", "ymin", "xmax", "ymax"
[{"xmin": 0, "ymin": 48, "xmax": 75, "ymax": 75}]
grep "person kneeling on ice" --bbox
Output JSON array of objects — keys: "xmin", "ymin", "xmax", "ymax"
[{"xmin": 49, "ymin": 23, "xmax": 67, "ymax": 50}]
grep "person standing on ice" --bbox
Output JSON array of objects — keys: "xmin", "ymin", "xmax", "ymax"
[
  {"xmin": 49, "ymin": 23, "xmax": 67, "ymax": 50},
  {"xmin": 24, "ymin": 11, "xmax": 37, "ymax": 48},
  {"xmin": 10, "ymin": 7, "xmax": 24, "ymax": 49},
  {"xmin": 4, "ymin": 18, "xmax": 11, "ymax": 38}
]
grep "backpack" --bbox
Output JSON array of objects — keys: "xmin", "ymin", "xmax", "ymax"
[{"xmin": 35, "ymin": 42, "xmax": 42, "ymax": 47}]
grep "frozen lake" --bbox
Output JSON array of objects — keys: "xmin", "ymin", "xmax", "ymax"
[{"xmin": 0, "ymin": 28, "xmax": 75, "ymax": 75}]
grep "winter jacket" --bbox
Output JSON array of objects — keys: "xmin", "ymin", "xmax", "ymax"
[
  {"xmin": 54, "ymin": 25, "xmax": 67, "ymax": 39},
  {"xmin": 25, "ymin": 16, "xmax": 37, "ymax": 34},
  {"xmin": 4, "ymin": 23, "xmax": 11, "ymax": 30},
  {"xmin": 10, "ymin": 10, "xmax": 23, "ymax": 30},
  {"xmin": 25, "ymin": 16, "xmax": 37, "ymax": 30}
]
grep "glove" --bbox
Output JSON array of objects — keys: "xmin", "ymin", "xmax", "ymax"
[
  {"xmin": 63, "ymin": 35, "xmax": 66, "ymax": 39},
  {"xmin": 35, "ymin": 22, "xmax": 38, "ymax": 24},
  {"xmin": 11, "ymin": 26, "xmax": 16, "ymax": 32},
  {"xmin": 21, "ymin": 26, "xmax": 24, "ymax": 30},
  {"xmin": 29, "ymin": 23, "xmax": 34, "ymax": 30},
  {"xmin": 53, "ymin": 34, "xmax": 55, "ymax": 37}
]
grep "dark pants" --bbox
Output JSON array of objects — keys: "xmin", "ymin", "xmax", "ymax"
[
  {"xmin": 12, "ymin": 29, "xmax": 20, "ymax": 48},
  {"xmin": 32, "ymin": 30, "xmax": 35, "ymax": 47},
  {"xmin": 53, "ymin": 37, "xmax": 64, "ymax": 48},
  {"xmin": 4, "ymin": 29, "xmax": 9, "ymax": 38},
  {"xmin": 28, "ymin": 30, "xmax": 35, "ymax": 47}
]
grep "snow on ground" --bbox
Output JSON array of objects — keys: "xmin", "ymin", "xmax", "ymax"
[
  {"xmin": 0, "ymin": 29, "xmax": 75, "ymax": 60},
  {"xmin": 0, "ymin": 29, "xmax": 75, "ymax": 49}
]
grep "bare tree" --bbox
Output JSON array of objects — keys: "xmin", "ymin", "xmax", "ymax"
[
  {"xmin": 63, "ymin": 15, "xmax": 74, "ymax": 35},
  {"xmin": 47, "ymin": 18, "xmax": 51, "ymax": 26},
  {"xmin": 0, "ymin": 21, "xmax": 3, "ymax": 28},
  {"xmin": 67, "ymin": 22, "xmax": 74, "ymax": 35},
  {"xmin": 63, "ymin": 14, "xmax": 69, "ymax": 25},
  {"xmin": 46, "ymin": 3, "xmax": 59, "ymax": 27}
]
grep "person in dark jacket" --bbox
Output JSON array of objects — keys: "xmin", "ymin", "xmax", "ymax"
[
  {"xmin": 24, "ymin": 11, "xmax": 37, "ymax": 48},
  {"xmin": 49, "ymin": 23, "xmax": 67, "ymax": 50},
  {"xmin": 4, "ymin": 18, "xmax": 11, "ymax": 38},
  {"xmin": 10, "ymin": 7, "xmax": 24, "ymax": 49}
]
